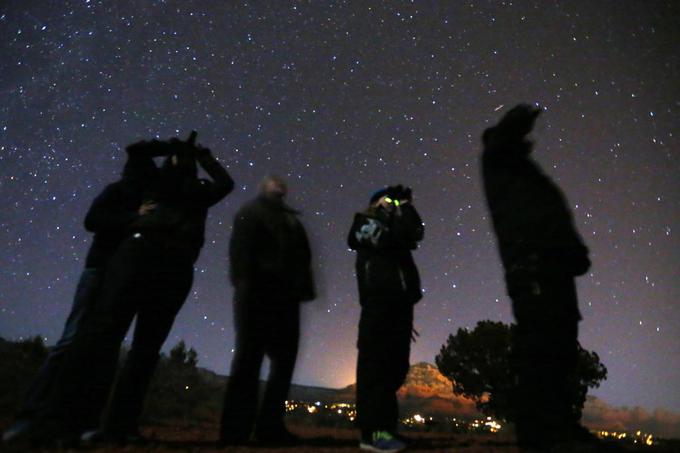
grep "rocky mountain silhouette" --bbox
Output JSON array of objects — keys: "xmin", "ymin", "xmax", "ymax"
[{"xmin": 195, "ymin": 361, "xmax": 479, "ymax": 417}]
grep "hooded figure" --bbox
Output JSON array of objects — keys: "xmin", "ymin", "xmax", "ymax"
[{"xmin": 481, "ymin": 104, "xmax": 595, "ymax": 450}]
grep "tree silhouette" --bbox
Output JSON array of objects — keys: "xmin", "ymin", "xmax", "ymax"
[
  {"xmin": 0, "ymin": 336, "xmax": 48, "ymax": 415},
  {"xmin": 435, "ymin": 320, "xmax": 607, "ymax": 421},
  {"xmin": 141, "ymin": 340, "xmax": 220, "ymax": 425},
  {"xmin": 169, "ymin": 340, "xmax": 198, "ymax": 368},
  {"xmin": 0, "ymin": 337, "xmax": 223, "ymax": 424}
]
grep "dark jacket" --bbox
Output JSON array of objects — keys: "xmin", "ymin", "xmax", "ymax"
[
  {"xmin": 481, "ymin": 126, "xmax": 590, "ymax": 278},
  {"xmin": 229, "ymin": 196, "xmax": 315, "ymax": 302},
  {"xmin": 348, "ymin": 203, "xmax": 424, "ymax": 305},
  {"xmin": 131, "ymin": 152, "xmax": 234, "ymax": 263},
  {"xmin": 83, "ymin": 148, "xmax": 159, "ymax": 268}
]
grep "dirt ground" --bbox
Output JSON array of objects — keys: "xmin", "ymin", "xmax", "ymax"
[
  {"xmin": 1, "ymin": 423, "xmax": 525, "ymax": 452},
  {"xmin": 2, "ymin": 423, "xmax": 674, "ymax": 453}
]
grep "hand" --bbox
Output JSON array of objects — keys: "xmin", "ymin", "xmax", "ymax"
[
  {"xmin": 186, "ymin": 130, "xmax": 198, "ymax": 145},
  {"xmin": 168, "ymin": 137, "xmax": 195, "ymax": 156},
  {"xmin": 138, "ymin": 201, "xmax": 157, "ymax": 216},
  {"xmin": 401, "ymin": 187, "xmax": 413, "ymax": 202},
  {"xmin": 387, "ymin": 185, "xmax": 404, "ymax": 199},
  {"xmin": 388, "ymin": 185, "xmax": 413, "ymax": 204},
  {"xmin": 125, "ymin": 139, "xmax": 171, "ymax": 157},
  {"xmin": 193, "ymin": 144, "xmax": 211, "ymax": 160}
]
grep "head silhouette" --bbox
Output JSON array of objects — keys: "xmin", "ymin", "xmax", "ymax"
[
  {"xmin": 490, "ymin": 104, "xmax": 542, "ymax": 157},
  {"xmin": 258, "ymin": 175, "xmax": 288, "ymax": 203}
]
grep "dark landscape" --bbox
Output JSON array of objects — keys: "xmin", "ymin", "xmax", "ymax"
[{"xmin": 2, "ymin": 337, "xmax": 679, "ymax": 452}]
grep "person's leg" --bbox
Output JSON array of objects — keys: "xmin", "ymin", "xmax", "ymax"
[
  {"xmin": 510, "ymin": 319, "xmax": 534, "ymax": 446},
  {"xmin": 18, "ymin": 268, "xmax": 103, "ymax": 419},
  {"xmin": 382, "ymin": 306, "xmax": 413, "ymax": 431},
  {"xmin": 219, "ymin": 294, "xmax": 265, "ymax": 442},
  {"xmin": 357, "ymin": 305, "xmax": 385, "ymax": 438},
  {"xmin": 39, "ymin": 243, "xmax": 141, "ymax": 437},
  {"xmin": 356, "ymin": 303, "xmax": 412, "ymax": 437},
  {"xmin": 355, "ymin": 349, "xmax": 374, "ymax": 440},
  {"xmin": 543, "ymin": 322, "xmax": 579, "ymax": 424},
  {"xmin": 256, "ymin": 302, "xmax": 300, "ymax": 438},
  {"xmin": 103, "ymin": 259, "xmax": 193, "ymax": 437},
  {"xmin": 3, "ymin": 269, "xmax": 104, "ymax": 443},
  {"xmin": 511, "ymin": 275, "xmax": 580, "ymax": 447},
  {"xmin": 539, "ymin": 276, "xmax": 581, "ymax": 440}
]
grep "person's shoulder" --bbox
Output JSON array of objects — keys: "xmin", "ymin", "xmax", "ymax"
[
  {"xmin": 281, "ymin": 202, "xmax": 301, "ymax": 216},
  {"xmin": 235, "ymin": 198, "xmax": 263, "ymax": 217},
  {"xmin": 98, "ymin": 179, "xmax": 127, "ymax": 195}
]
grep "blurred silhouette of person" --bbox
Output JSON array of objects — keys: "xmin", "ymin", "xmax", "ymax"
[
  {"xmin": 32, "ymin": 133, "xmax": 234, "ymax": 445},
  {"xmin": 348, "ymin": 185, "xmax": 423, "ymax": 453},
  {"xmin": 2, "ymin": 142, "xmax": 159, "ymax": 444},
  {"xmin": 220, "ymin": 175, "xmax": 315, "ymax": 446},
  {"xmin": 481, "ymin": 105, "xmax": 595, "ymax": 450}
]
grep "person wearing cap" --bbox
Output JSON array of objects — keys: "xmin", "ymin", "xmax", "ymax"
[
  {"xmin": 347, "ymin": 185, "xmax": 424, "ymax": 453},
  {"xmin": 481, "ymin": 104, "xmax": 594, "ymax": 450}
]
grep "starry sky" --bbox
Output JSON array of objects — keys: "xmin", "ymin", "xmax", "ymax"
[{"xmin": 1, "ymin": 1, "xmax": 678, "ymax": 413}]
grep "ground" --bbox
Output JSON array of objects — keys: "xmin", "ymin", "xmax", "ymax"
[{"xmin": 2, "ymin": 421, "xmax": 674, "ymax": 452}]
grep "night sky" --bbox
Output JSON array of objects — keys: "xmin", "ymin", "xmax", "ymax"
[{"xmin": 1, "ymin": 1, "xmax": 678, "ymax": 414}]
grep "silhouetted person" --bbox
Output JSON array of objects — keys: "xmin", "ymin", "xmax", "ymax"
[
  {"xmin": 348, "ymin": 185, "xmax": 423, "ymax": 453},
  {"xmin": 220, "ymin": 175, "xmax": 315, "ymax": 446},
  {"xmin": 481, "ymin": 105, "xmax": 593, "ymax": 450},
  {"xmin": 2, "ymin": 143, "xmax": 158, "ymax": 444},
  {"xmin": 33, "ymin": 134, "xmax": 234, "ymax": 444}
]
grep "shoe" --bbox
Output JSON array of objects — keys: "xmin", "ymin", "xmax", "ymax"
[
  {"xmin": 2, "ymin": 419, "xmax": 32, "ymax": 444},
  {"xmin": 80, "ymin": 429, "xmax": 106, "ymax": 445},
  {"xmin": 81, "ymin": 429, "xmax": 147, "ymax": 446},
  {"xmin": 359, "ymin": 431, "xmax": 407, "ymax": 453}
]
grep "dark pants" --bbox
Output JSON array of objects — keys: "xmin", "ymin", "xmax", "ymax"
[
  {"xmin": 44, "ymin": 236, "xmax": 194, "ymax": 435},
  {"xmin": 19, "ymin": 268, "xmax": 102, "ymax": 422},
  {"xmin": 508, "ymin": 273, "xmax": 580, "ymax": 446},
  {"xmin": 220, "ymin": 292, "xmax": 300, "ymax": 440},
  {"xmin": 356, "ymin": 301, "xmax": 413, "ymax": 435}
]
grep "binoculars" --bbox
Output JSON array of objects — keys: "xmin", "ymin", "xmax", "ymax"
[{"xmin": 386, "ymin": 185, "xmax": 413, "ymax": 203}]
